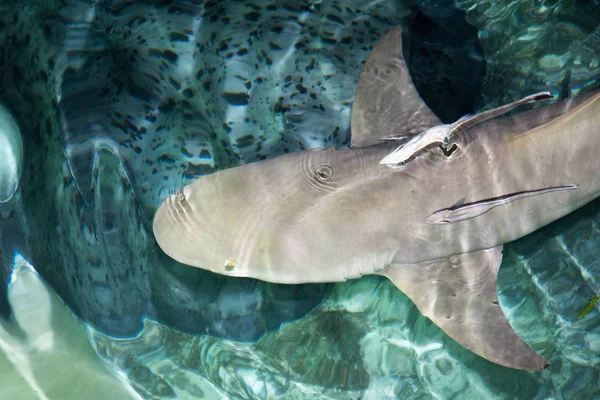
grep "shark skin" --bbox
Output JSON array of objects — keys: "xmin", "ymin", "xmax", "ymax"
[{"xmin": 153, "ymin": 27, "xmax": 600, "ymax": 370}]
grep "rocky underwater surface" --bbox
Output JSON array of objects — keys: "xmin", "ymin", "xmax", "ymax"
[{"xmin": 0, "ymin": 0, "xmax": 599, "ymax": 398}]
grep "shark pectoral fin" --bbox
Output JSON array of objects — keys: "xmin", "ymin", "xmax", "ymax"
[
  {"xmin": 351, "ymin": 27, "xmax": 441, "ymax": 149},
  {"xmin": 381, "ymin": 246, "xmax": 549, "ymax": 370}
]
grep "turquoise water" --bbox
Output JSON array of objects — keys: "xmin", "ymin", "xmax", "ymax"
[{"xmin": 1, "ymin": 0, "xmax": 599, "ymax": 398}]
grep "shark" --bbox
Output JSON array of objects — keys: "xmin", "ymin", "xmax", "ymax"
[{"xmin": 153, "ymin": 27, "xmax": 600, "ymax": 370}]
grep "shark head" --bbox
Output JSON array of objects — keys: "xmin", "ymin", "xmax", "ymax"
[{"xmin": 153, "ymin": 144, "xmax": 401, "ymax": 283}]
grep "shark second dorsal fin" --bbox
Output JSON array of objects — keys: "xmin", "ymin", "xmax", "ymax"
[
  {"xmin": 350, "ymin": 27, "xmax": 441, "ymax": 148},
  {"xmin": 380, "ymin": 246, "xmax": 550, "ymax": 370}
]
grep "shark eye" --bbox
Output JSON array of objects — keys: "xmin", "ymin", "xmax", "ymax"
[{"xmin": 314, "ymin": 163, "xmax": 335, "ymax": 182}]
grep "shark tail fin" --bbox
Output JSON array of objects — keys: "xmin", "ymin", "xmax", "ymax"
[{"xmin": 381, "ymin": 246, "xmax": 550, "ymax": 370}]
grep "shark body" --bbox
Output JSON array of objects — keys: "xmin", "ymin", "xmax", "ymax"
[{"xmin": 153, "ymin": 28, "xmax": 600, "ymax": 370}]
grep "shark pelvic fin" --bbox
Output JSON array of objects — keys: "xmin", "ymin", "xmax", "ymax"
[
  {"xmin": 380, "ymin": 91, "xmax": 553, "ymax": 167},
  {"xmin": 380, "ymin": 246, "xmax": 550, "ymax": 370},
  {"xmin": 350, "ymin": 27, "xmax": 440, "ymax": 148}
]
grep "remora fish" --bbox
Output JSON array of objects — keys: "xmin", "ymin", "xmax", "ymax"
[
  {"xmin": 153, "ymin": 27, "xmax": 600, "ymax": 370},
  {"xmin": 425, "ymin": 185, "xmax": 578, "ymax": 224}
]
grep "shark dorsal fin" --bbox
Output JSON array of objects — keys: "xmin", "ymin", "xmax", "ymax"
[{"xmin": 350, "ymin": 27, "xmax": 441, "ymax": 148}]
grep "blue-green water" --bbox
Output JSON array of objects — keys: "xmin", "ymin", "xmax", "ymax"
[{"xmin": 0, "ymin": 0, "xmax": 599, "ymax": 398}]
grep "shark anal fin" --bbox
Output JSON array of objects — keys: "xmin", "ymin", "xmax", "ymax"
[{"xmin": 381, "ymin": 246, "xmax": 549, "ymax": 370}]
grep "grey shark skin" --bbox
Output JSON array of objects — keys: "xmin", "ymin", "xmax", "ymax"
[{"xmin": 153, "ymin": 27, "xmax": 600, "ymax": 370}]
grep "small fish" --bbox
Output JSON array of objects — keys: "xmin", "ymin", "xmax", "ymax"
[
  {"xmin": 380, "ymin": 92, "xmax": 553, "ymax": 167},
  {"xmin": 426, "ymin": 185, "xmax": 578, "ymax": 224},
  {"xmin": 577, "ymin": 295, "xmax": 599, "ymax": 318}
]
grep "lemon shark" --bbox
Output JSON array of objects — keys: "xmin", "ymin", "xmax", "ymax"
[{"xmin": 153, "ymin": 27, "xmax": 600, "ymax": 370}]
